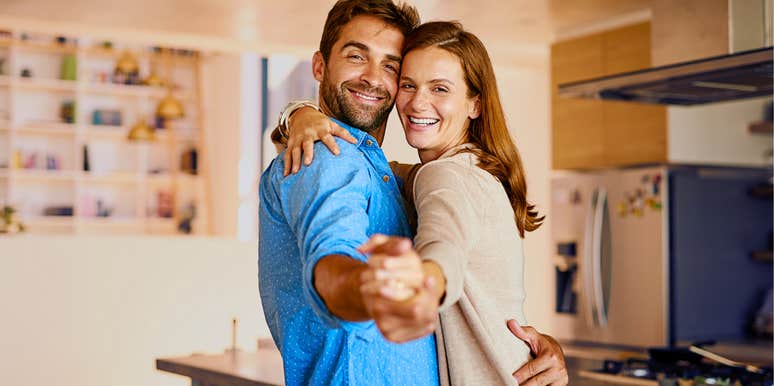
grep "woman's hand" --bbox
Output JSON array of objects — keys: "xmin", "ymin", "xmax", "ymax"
[
  {"xmin": 283, "ymin": 107, "xmax": 357, "ymax": 176},
  {"xmin": 358, "ymin": 235, "xmax": 424, "ymax": 301}
]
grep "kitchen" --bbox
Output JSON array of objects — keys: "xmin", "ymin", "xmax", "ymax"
[{"xmin": 0, "ymin": 1, "xmax": 771, "ymax": 385}]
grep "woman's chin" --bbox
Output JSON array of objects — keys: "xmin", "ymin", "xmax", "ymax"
[{"xmin": 403, "ymin": 134, "xmax": 427, "ymax": 150}]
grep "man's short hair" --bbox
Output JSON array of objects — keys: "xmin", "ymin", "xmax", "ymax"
[{"xmin": 319, "ymin": 0, "xmax": 420, "ymax": 62}]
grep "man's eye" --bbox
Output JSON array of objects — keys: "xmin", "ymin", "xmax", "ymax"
[
  {"xmin": 385, "ymin": 64, "xmax": 397, "ymax": 73},
  {"xmin": 349, "ymin": 54, "xmax": 364, "ymax": 61},
  {"xmin": 433, "ymin": 86, "xmax": 449, "ymax": 93}
]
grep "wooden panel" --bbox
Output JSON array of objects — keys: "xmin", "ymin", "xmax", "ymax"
[
  {"xmin": 603, "ymin": 22, "xmax": 652, "ymax": 75},
  {"xmin": 650, "ymin": 0, "xmax": 729, "ymax": 66},
  {"xmin": 551, "ymin": 32, "xmax": 606, "ymax": 169},
  {"xmin": 603, "ymin": 101, "xmax": 667, "ymax": 166},
  {"xmin": 602, "ymin": 22, "xmax": 667, "ymax": 166}
]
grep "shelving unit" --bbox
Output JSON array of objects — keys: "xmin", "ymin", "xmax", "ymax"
[{"xmin": 0, "ymin": 30, "xmax": 208, "ymax": 235}]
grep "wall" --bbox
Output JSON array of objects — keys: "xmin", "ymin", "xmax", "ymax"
[
  {"xmin": 668, "ymin": 97, "xmax": 772, "ymax": 167},
  {"xmin": 0, "ymin": 235, "xmax": 269, "ymax": 386}
]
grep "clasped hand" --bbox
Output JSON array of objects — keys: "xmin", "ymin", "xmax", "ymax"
[{"xmin": 357, "ymin": 235, "xmax": 440, "ymax": 343}]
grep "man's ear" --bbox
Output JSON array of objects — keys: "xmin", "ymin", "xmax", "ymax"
[
  {"xmin": 469, "ymin": 95, "xmax": 481, "ymax": 120},
  {"xmin": 312, "ymin": 51, "xmax": 325, "ymax": 83}
]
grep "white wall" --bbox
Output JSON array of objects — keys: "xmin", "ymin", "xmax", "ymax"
[
  {"xmin": 495, "ymin": 57, "xmax": 555, "ymax": 334},
  {"xmin": 668, "ymin": 97, "xmax": 772, "ymax": 167},
  {"xmin": 0, "ymin": 235, "xmax": 269, "ymax": 386}
]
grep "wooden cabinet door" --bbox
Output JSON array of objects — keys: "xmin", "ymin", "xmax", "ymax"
[
  {"xmin": 551, "ymin": 33, "xmax": 606, "ymax": 169},
  {"xmin": 602, "ymin": 23, "xmax": 667, "ymax": 167},
  {"xmin": 551, "ymin": 22, "xmax": 667, "ymax": 170}
]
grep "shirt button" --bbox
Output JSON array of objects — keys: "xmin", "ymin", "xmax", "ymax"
[
  {"xmin": 366, "ymin": 139, "xmax": 373, "ymax": 146},
  {"xmin": 382, "ymin": 175, "xmax": 390, "ymax": 182}
]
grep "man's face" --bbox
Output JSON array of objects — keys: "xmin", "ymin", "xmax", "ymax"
[{"xmin": 314, "ymin": 15, "xmax": 404, "ymax": 132}]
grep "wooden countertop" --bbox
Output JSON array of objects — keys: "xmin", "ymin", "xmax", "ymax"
[{"xmin": 156, "ymin": 349, "xmax": 284, "ymax": 386}]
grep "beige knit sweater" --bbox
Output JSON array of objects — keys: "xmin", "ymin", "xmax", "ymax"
[{"xmin": 410, "ymin": 144, "xmax": 531, "ymax": 386}]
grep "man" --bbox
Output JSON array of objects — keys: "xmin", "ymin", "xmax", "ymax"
[{"xmin": 259, "ymin": 1, "xmax": 568, "ymax": 385}]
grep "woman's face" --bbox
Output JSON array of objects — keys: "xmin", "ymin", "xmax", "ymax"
[{"xmin": 396, "ymin": 46, "xmax": 479, "ymax": 162}]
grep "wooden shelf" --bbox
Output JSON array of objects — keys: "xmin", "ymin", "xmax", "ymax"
[
  {"xmin": 80, "ymin": 46, "xmax": 199, "ymax": 66},
  {"xmin": 11, "ymin": 169, "xmax": 79, "ymax": 182},
  {"xmin": 80, "ymin": 172, "xmax": 139, "ymax": 184},
  {"xmin": 25, "ymin": 216, "xmax": 75, "ymax": 228},
  {"xmin": 2, "ymin": 32, "xmax": 207, "ymax": 236},
  {"xmin": 15, "ymin": 77, "xmax": 77, "ymax": 93},
  {"xmin": 15, "ymin": 40, "xmax": 77, "ymax": 55},
  {"xmin": 17, "ymin": 123, "xmax": 77, "ymax": 136}
]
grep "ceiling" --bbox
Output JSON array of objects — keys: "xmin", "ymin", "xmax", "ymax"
[{"xmin": 0, "ymin": 0, "xmax": 651, "ymax": 55}]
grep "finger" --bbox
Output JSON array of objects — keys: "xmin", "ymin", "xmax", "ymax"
[
  {"xmin": 321, "ymin": 134, "xmax": 341, "ymax": 156},
  {"xmin": 290, "ymin": 147, "xmax": 302, "ymax": 174},
  {"xmin": 517, "ymin": 367, "xmax": 563, "ymax": 386},
  {"xmin": 357, "ymin": 234, "xmax": 390, "ymax": 254},
  {"xmin": 513, "ymin": 353, "xmax": 554, "ymax": 385},
  {"xmin": 332, "ymin": 122, "xmax": 358, "ymax": 144},
  {"xmin": 302, "ymin": 139, "xmax": 314, "ymax": 166},
  {"xmin": 507, "ymin": 320, "xmax": 540, "ymax": 352},
  {"xmin": 368, "ymin": 237, "xmax": 413, "ymax": 256},
  {"xmin": 378, "ymin": 283, "xmax": 415, "ymax": 301},
  {"xmin": 369, "ymin": 253, "xmax": 421, "ymax": 271},
  {"xmin": 283, "ymin": 147, "xmax": 292, "ymax": 177}
]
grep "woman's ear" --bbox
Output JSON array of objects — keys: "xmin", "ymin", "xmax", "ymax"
[
  {"xmin": 312, "ymin": 51, "xmax": 325, "ymax": 82},
  {"xmin": 468, "ymin": 95, "xmax": 481, "ymax": 119}
]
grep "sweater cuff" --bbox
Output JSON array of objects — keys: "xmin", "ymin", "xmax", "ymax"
[{"xmin": 419, "ymin": 241, "xmax": 464, "ymax": 312}]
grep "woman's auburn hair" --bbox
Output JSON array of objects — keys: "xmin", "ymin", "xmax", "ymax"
[{"xmin": 403, "ymin": 21, "xmax": 544, "ymax": 237}]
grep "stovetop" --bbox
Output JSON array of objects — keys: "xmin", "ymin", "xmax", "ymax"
[{"xmin": 582, "ymin": 356, "xmax": 773, "ymax": 386}]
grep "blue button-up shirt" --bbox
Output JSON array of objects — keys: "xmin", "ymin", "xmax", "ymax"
[{"xmin": 258, "ymin": 118, "xmax": 439, "ymax": 386}]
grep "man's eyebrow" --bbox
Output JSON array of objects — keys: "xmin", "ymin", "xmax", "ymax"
[{"xmin": 340, "ymin": 41, "xmax": 402, "ymax": 63}]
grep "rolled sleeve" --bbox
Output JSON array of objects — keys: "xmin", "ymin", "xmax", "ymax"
[
  {"xmin": 277, "ymin": 143, "xmax": 373, "ymax": 330},
  {"xmin": 413, "ymin": 161, "xmax": 480, "ymax": 311}
]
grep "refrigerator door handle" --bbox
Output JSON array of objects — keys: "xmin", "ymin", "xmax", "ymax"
[
  {"xmin": 593, "ymin": 188, "xmax": 609, "ymax": 327},
  {"xmin": 583, "ymin": 188, "xmax": 598, "ymax": 328}
]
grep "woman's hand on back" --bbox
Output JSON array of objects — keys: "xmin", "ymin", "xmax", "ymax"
[{"xmin": 283, "ymin": 107, "xmax": 357, "ymax": 176}]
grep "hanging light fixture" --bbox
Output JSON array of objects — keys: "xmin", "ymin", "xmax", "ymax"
[
  {"xmin": 127, "ymin": 119, "xmax": 156, "ymax": 141},
  {"xmin": 155, "ymin": 49, "xmax": 185, "ymax": 129}
]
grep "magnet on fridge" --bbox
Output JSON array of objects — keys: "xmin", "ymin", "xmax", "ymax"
[{"xmin": 617, "ymin": 202, "xmax": 628, "ymax": 217}]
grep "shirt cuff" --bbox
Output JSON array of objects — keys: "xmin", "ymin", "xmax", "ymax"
[
  {"xmin": 419, "ymin": 241, "xmax": 464, "ymax": 312},
  {"xmin": 302, "ymin": 247, "xmax": 374, "ymax": 332}
]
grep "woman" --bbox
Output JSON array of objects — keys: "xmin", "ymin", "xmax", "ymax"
[{"xmin": 282, "ymin": 21, "xmax": 543, "ymax": 385}]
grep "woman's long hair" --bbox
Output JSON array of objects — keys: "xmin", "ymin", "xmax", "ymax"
[{"xmin": 403, "ymin": 21, "xmax": 543, "ymax": 237}]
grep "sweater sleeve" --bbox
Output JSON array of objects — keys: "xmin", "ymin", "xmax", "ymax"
[{"xmin": 413, "ymin": 160, "xmax": 480, "ymax": 311}]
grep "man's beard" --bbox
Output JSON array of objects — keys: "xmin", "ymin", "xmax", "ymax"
[{"xmin": 320, "ymin": 70, "xmax": 393, "ymax": 133}]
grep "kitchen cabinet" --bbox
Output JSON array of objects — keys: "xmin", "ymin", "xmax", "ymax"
[{"xmin": 551, "ymin": 22, "xmax": 667, "ymax": 170}]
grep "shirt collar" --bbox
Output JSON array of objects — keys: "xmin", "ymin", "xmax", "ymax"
[{"xmin": 329, "ymin": 117, "xmax": 377, "ymax": 148}]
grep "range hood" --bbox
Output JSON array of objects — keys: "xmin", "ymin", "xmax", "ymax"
[{"xmin": 557, "ymin": 47, "xmax": 773, "ymax": 106}]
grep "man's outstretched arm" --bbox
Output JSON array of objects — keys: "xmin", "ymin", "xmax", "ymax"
[{"xmin": 313, "ymin": 255, "xmax": 370, "ymax": 322}]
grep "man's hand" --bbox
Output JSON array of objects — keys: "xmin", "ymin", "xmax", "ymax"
[
  {"xmin": 509, "ymin": 320, "xmax": 569, "ymax": 386},
  {"xmin": 358, "ymin": 235, "xmax": 441, "ymax": 343},
  {"xmin": 361, "ymin": 277, "xmax": 439, "ymax": 343}
]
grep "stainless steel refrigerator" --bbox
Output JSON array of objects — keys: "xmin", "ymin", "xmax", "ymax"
[{"xmin": 551, "ymin": 165, "xmax": 772, "ymax": 348}]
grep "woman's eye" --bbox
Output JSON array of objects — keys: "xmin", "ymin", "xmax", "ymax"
[
  {"xmin": 400, "ymin": 83, "xmax": 415, "ymax": 89},
  {"xmin": 433, "ymin": 86, "xmax": 449, "ymax": 93}
]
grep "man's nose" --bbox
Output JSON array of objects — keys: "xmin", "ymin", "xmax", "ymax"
[{"xmin": 360, "ymin": 61, "xmax": 383, "ymax": 89}]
